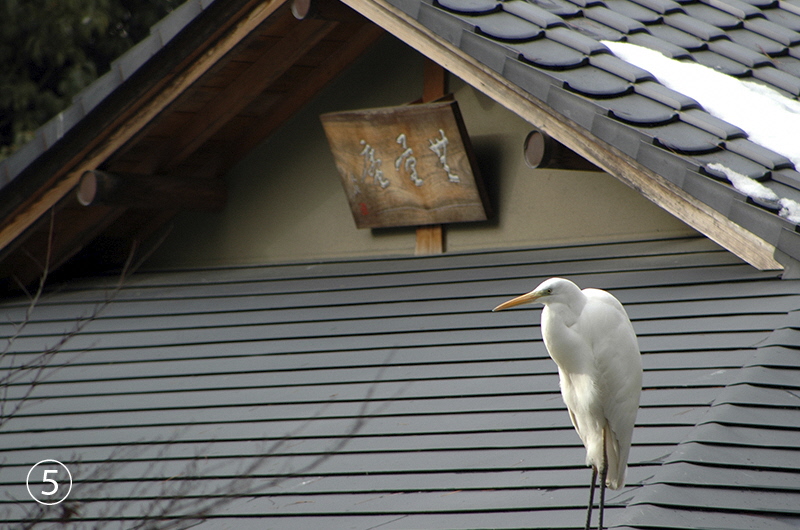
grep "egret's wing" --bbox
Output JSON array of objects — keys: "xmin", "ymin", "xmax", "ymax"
[{"xmin": 583, "ymin": 289, "xmax": 643, "ymax": 488}]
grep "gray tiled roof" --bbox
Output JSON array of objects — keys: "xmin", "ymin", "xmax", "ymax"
[
  {"xmin": 391, "ymin": 0, "xmax": 800, "ymax": 267},
  {"xmin": 2, "ymin": 237, "xmax": 800, "ymax": 528}
]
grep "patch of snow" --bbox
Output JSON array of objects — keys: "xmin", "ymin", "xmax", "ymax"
[
  {"xmin": 779, "ymin": 198, "xmax": 800, "ymax": 224},
  {"xmin": 706, "ymin": 163, "xmax": 778, "ymax": 201},
  {"xmin": 603, "ymin": 41, "xmax": 800, "ymax": 170}
]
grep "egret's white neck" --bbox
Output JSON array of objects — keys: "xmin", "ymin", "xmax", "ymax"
[{"xmin": 543, "ymin": 289, "xmax": 587, "ymax": 328}]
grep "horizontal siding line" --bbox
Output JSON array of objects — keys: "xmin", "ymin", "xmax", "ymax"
[
  {"xmin": 0, "ymin": 427, "xmax": 687, "ymax": 458},
  {"xmin": 7, "ymin": 293, "xmax": 800, "ymax": 330},
  {"xmin": 0, "ymin": 361, "xmax": 751, "ymax": 397},
  {"xmin": 39, "ymin": 237, "xmax": 729, "ymax": 293},
  {"xmin": 2, "ymin": 299, "xmax": 793, "ymax": 338},
  {"xmin": 15, "ymin": 262, "xmax": 779, "ymax": 309},
  {"xmin": 0, "ymin": 322, "xmax": 774, "ymax": 355},
  {"xmin": 0, "ymin": 405, "xmax": 707, "ymax": 436},
  {"xmin": 0, "ymin": 345, "xmax": 760, "ymax": 375},
  {"xmin": 2, "ymin": 389, "xmax": 714, "ymax": 419},
  {"xmin": 0, "ymin": 446, "xmax": 677, "ymax": 477},
  {"xmin": 8, "ymin": 282, "xmax": 796, "ymax": 328}
]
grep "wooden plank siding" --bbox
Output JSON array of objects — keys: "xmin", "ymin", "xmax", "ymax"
[{"xmin": 2, "ymin": 237, "xmax": 800, "ymax": 528}]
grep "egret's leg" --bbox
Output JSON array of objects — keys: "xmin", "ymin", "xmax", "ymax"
[
  {"xmin": 585, "ymin": 466, "xmax": 597, "ymax": 530},
  {"xmin": 598, "ymin": 464, "xmax": 607, "ymax": 530},
  {"xmin": 598, "ymin": 428, "xmax": 609, "ymax": 530}
]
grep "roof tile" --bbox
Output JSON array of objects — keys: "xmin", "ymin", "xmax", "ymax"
[
  {"xmin": 605, "ymin": 0, "xmax": 665, "ymax": 23},
  {"xmin": 552, "ymin": 63, "xmax": 635, "ymax": 96},
  {"xmin": 591, "ymin": 113, "xmax": 652, "ymax": 155},
  {"xmin": 683, "ymin": 2, "xmax": 745, "ymax": 29},
  {"xmin": 460, "ymin": 30, "xmax": 516, "ymax": 72},
  {"xmin": 647, "ymin": 23, "xmax": 709, "ymax": 50},
  {"xmin": 682, "ymin": 169, "xmax": 737, "ymax": 212},
  {"xmin": 599, "ymin": 92, "xmax": 679, "ymax": 125},
  {"xmin": 691, "ymin": 49, "xmax": 754, "ymax": 75},
  {"xmin": 635, "ymin": 80, "xmax": 701, "ymax": 109},
  {"xmin": 513, "ymin": 39, "xmax": 588, "ymax": 68},
  {"xmin": 585, "ymin": 6, "xmax": 650, "ymax": 33},
  {"xmin": 419, "ymin": 3, "xmax": 471, "ymax": 45},
  {"xmin": 546, "ymin": 86, "xmax": 606, "ymax": 127},
  {"xmin": 547, "ymin": 26, "xmax": 611, "ymax": 53},
  {"xmin": 665, "ymin": 12, "xmax": 730, "ymax": 40},
  {"xmin": 626, "ymin": 32, "xmax": 693, "ymax": 57},
  {"xmin": 590, "ymin": 52, "xmax": 656, "ymax": 80},
  {"xmin": 745, "ymin": 15, "xmax": 800, "ymax": 43},
  {"xmin": 780, "ymin": 0, "xmax": 800, "ymax": 16},
  {"xmin": 725, "ymin": 137, "xmax": 795, "ymax": 168},
  {"xmin": 727, "ymin": 27, "xmax": 788, "ymax": 56},
  {"xmin": 474, "ymin": 10, "xmax": 548, "ymax": 41},
  {"xmin": 696, "ymin": 149, "xmax": 773, "ymax": 179},
  {"xmin": 564, "ymin": 0, "xmax": 605, "ymax": 8},
  {"xmin": 435, "ymin": 0, "xmax": 499, "ymax": 14},
  {"xmin": 503, "ymin": 57, "xmax": 561, "ymax": 100},
  {"xmin": 679, "ymin": 108, "xmax": 748, "ymax": 139},
  {"xmin": 751, "ymin": 64, "xmax": 800, "ymax": 93},
  {"xmin": 740, "ymin": 0, "xmax": 779, "ymax": 7},
  {"xmin": 708, "ymin": 38, "xmax": 774, "ymax": 66},
  {"xmin": 763, "ymin": 6, "xmax": 800, "ymax": 30},
  {"xmin": 628, "ymin": 0, "xmax": 684, "ymax": 14},
  {"xmin": 567, "ymin": 16, "xmax": 627, "ymax": 39},
  {"xmin": 772, "ymin": 55, "xmax": 800, "ymax": 77},
  {"xmin": 651, "ymin": 121, "xmax": 725, "ymax": 154},
  {"xmin": 772, "ymin": 168, "xmax": 800, "ymax": 187},
  {"xmin": 150, "ymin": 0, "xmax": 203, "ymax": 44},
  {"xmin": 702, "ymin": 0, "xmax": 764, "ymax": 19},
  {"xmin": 523, "ymin": 0, "xmax": 583, "ymax": 17},
  {"xmin": 504, "ymin": 0, "xmax": 567, "ymax": 28}
]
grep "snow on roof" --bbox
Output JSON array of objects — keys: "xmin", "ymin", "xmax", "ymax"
[
  {"xmin": 605, "ymin": 40, "xmax": 800, "ymax": 225},
  {"xmin": 604, "ymin": 41, "xmax": 800, "ymax": 171}
]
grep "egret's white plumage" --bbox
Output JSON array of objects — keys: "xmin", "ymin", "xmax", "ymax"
[{"xmin": 493, "ymin": 277, "xmax": 642, "ymax": 529}]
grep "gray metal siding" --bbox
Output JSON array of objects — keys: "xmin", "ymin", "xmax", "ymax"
[{"xmin": 1, "ymin": 237, "xmax": 800, "ymax": 528}]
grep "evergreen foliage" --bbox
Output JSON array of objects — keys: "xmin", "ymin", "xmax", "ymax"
[{"xmin": 0, "ymin": 0, "xmax": 183, "ymax": 159}]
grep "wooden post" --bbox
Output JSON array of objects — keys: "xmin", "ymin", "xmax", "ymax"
[{"xmin": 416, "ymin": 59, "xmax": 447, "ymax": 256}]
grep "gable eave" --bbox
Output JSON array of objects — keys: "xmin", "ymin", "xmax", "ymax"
[{"xmin": 342, "ymin": 0, "xmax": 799, "ymax": 272}]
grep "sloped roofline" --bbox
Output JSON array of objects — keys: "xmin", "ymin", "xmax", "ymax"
[{"xmin": 342, "ymin": 0, "xmax": 786, "ymax": 271}]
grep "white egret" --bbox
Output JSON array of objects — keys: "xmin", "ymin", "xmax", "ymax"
[{"xmin": 493, "ymin": 277, "xmax": 642, "ymax": 530}]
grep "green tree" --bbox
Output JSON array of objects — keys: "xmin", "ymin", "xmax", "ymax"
[{"xmin": 0, "ymin": 0, "xmax": 184, "ymax": 158}]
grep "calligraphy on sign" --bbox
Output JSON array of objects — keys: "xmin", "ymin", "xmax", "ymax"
[{"xmin": 320, "ymin": 100, "xmax": 490, "ymax": 229}]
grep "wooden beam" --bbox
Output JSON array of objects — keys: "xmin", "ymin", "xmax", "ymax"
[
  {"xmin": 163, "ymin": 17, "xmax": 337, "ymax": 170},
  {"xmin": 523, "ymin": 129, "xmax": 601, "ymax": 171},
  {"xmin": 341, "ymin": 0, "xmax": 783, "ymax": 271},
  {"xmin": 415, "ymin": 58, "xmax": 448, "ymax": 256},
  {"xmin": 77, "ymin": 170, "xmax": 226, "ymax": 210},
  {"xmin": 0, "ymin": 0, "xmax": 288, "ymax": 262},
  {"xmin": 226, "ymin": 20, "xmax": 384, "ymax": 164}
]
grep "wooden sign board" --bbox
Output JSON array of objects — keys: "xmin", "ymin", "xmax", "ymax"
[{"xmin": 321, "ymin": 100, "xmax": 490, "ymax": 229}]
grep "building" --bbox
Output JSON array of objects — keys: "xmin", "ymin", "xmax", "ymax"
[{"xmin": 1, "ymin": 0, "xmax": 799, "ymax": 528}]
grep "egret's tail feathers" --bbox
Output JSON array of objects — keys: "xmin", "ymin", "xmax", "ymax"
[{"xmin": 604, "ymin": 426, "xmax": 628, "ymax": 490}]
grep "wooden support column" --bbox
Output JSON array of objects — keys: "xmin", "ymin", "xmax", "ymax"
[
  {"xmin": 415, "ymin": 59, "xmax": 447, "ymax": 256},
  {"xmin": 77, "ymin": 170, "xmax": 226, "ymax": 210}
]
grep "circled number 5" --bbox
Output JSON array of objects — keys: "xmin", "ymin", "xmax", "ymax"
[{"xmin": 41, "ymin": 469, "xmax": 59, "ymax": 496}]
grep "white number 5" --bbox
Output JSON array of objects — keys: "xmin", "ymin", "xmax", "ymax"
[{"xmin": 41, "ymin": 469, "xmax": 59, "ymax": 496}]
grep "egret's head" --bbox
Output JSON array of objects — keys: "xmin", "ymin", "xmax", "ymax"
[{"xmin": 492, "ymin": 277, "xmax": 576, "ymax": 311}]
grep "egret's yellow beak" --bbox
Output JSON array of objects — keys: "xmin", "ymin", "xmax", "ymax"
[{"xmin": 492, "ymin": 291, "xmax": 542, "ymax": 312}]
